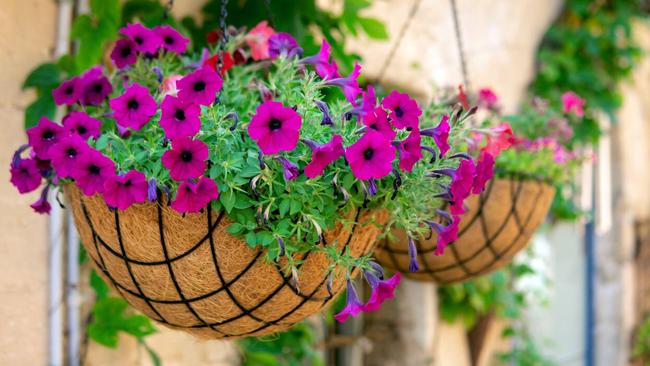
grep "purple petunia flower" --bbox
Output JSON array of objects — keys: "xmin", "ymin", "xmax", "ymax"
[
  {"xmin": 275, "ymin": 156, "xmax": 299, "ymax": 181},
  {"xmin": 334, "ymin": 279, "xmax": 364, "ymax": 323},
  {"xmin": 434, "ymin": 215, "xmax": 461, "ymax": 256},
  {"xmin": 171, "ymin": 176, "xmax": 219, "ymax": 214},
  {"xmin": 407, "ymin": 236, "xmax": 420, "ymax": 272},
  {"xmin": 109, "ymin": 83, "xmax": 158, "ymax": 131},
  {"xmin": 248, "ymin": 101, "xmax": 302, "ymax": 155},
  {"xmin": 381, "ymin": 91, "xmax": 422, "ymax": 130},
  {"xmin": 26, "ymin": 117, "xmax": 64, "ymax": 160},
  {"xmin": 325, "ymin": 62, "xmax": 362, "ymax": 106},
  {"xmin": 159, "ymin": 95, "xmax": 201, "ymax": 139},
  {"xmin": 449, "ymin": 158, "xmax": 476, "ymax": 215},
  {"xmin": 161, "ymin": 137, "xmax": 208, "ymax": 180},
  {"xmin": 350, "ymin": 85, "xmax": 378, "ymax": 118},
  {"xmin": 50, "ymin": 135, "xmax": 89, "ymax": 178},
  {"xmin": 79, "ymin": 66, "xmax": 113, "ymax": 106},
  {"xmin": 314, "ymin": 100, "xmax": 333, "ymax": 126},
  {"xmin": 268, "ymin": 32, "xmax": 302, "ymax": 59},
  {"xmin": 120, "ymin": 23, "xmax": 161, "ymax": 54},
  {"xmin": 30, "ymin": 185, "xmax": 52, "ymax": 214},
  {"xmin": 147, "ymin": 178, "xmax": 158, "ymax": 201},
  {"xmin": 362, "ymin": 272, "xmax": 401, "ymax": 312},
  {"xmin": 110, "ymin": 38, "xmax": 138, "ymax": 69},
  {"xmin": 102, "ymin": 170, "xmax": 148, "ymax": 210},
  {"xmin": 62, "ymin": 111, "xmax": 102, "ymax": 140},
  {"xmin": 10, "ymin": 158, "xmax": 42, "ymax": 194},
  {"xmin": 52, "ymin": 77, "xmax": 81, "ymax": 106},
  {"xmin": 472, "ymin": 151, "xmax": 495, "ymax": 195},
  {"xmin": 345, "ymin": 129, "xmax": 396, "ymax": 181},
  {"xmin": 177, "ymin": 67, "xmax": 223, "ymax": 106},
  {"xmin": 300, "ymin": 39, "xmax": 339, "ymax": 79},
  {"xmin": 421, "ymin": 115, "xmax": 450, "ymax": 157},
  {"xmin": 70, "ymin": 149, "xmax": 116, "ymax": 196},
  {"xmin": 397, "ymin": 129, "xmax": 422, "ymax": 173},
  {"xmin": 363, "ymin": 108, "xmax": 396, "ymax": 141},
  {"xmin": 155, "ymin": 25, "xmax": 190, "ymax": 54},
  {"xmin": 304, "ymin": 134, "xmax": 344, "ymax": 178}
]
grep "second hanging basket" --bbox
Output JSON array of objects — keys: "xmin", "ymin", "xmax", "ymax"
[
  {"xmin": 66, "ymin": 185, "xmax": 388, "ymax": 339},
  {"xmin": 375, "ymin": 178, "xmax": 555, "ymax": 284}
]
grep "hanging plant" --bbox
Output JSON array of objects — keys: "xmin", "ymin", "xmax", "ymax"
[{"xmin": 10, "ymin": 21, "xmax": 478, "ymax": 337}]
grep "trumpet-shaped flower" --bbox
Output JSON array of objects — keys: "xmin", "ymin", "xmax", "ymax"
[
  {"xmin": 248, "ymin": 101, "xmax": 302, "ymax": 155},
  {"xmin": 161, "ymin": 137, "xmax": 208, "ymax": 180},
  {"xmin": 381, "ymin": 91, "xmax": 421, "ymax": 130},
  {"xmin": 109, "ymin": 83, "xmax": 157, "ymax": 130},
  {"xmin": 103, "ymin": 170, "xmax": 148, "ymax": 210},
  {"xmin": 171, "ymin": 177, "xmax": 219, "ymax": 213},
  {"xmin": 345, "ymin": 129, "xmax": 395, "ymax": 181}
]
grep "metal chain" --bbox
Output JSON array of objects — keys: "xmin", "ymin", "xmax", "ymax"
[
  {"xmin": 450, "ymin": 0, "xmax": 470, "ymax": 89},
  {"xmin": 377, "ymin": 0, "xmax": 422, "ymax": 84},
  {"xmin": 163, "ymin": 0, "xmax": 174, "ymax": 21},
  {"xmin": 262, "ymin": 0, "xmax": 275, "ymax": 27},
  {"xmin": 219, "ymin": 0, "xmax": 230, "ymax": 53}
]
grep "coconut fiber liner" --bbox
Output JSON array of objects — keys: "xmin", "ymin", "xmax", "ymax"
[
  {"xmin": 64, "ymin": 185, "xmax": 388, "ymax": 339},
  {"xmin": 375, "ymin": 178, "xmax": 555, "ymax": 284}
]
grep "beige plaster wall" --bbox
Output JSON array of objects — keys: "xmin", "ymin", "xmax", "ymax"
[{"xmin": 0, "ymin": 1, "xmax": 57, "ymax": 365}]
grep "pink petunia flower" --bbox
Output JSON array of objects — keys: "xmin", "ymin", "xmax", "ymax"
[
  {"xmin": 79, "ymin": 66, "xmax": 113, "ymax": 106},
  {"xmin": 334, "ymin": 280, "xmax": 364, "ymax": 323},
  {"xmin": 303, "ymin": 134, "xmax": 345, "ymax": 178},
  {"xmin": 268, "ymin": 32, "xmax": 302, "ymax": 59},
  {"xmin": 10, "ymin": 158, "xmax": 42, "ymax": 194},
  {"xmin": 171, "ymin": 176, "xmax": 219, "ymax": 213},
  {"xmin": 102, "ymin": 170, "xmax": 148, "ymax": 210},
  {"xmin": 120, "ymin": 23, "xmax": 161, "ymax": 54},
  {"xmin": 71, "ymin": 149, "xmax": 116, "ymax": 196},
  {"xmin": 176, "ymin": 67, "xmax": 223, "ymax": 106},
  {"xmin": 381, "ymin": 91, "xmax": 422, "ymax": 130},
  {"xmin": 159, "ymin": 95, "xmax": 201, "ymax": 139},
  {"xmin": 300, "ymin": 39, "xmax": 339, "ymax": 79},
  {"xmin": 50, "ymin": 135, "xmax": 89, "ymax": 178},
  {"xmin": 361, "ymin": 272, "xmax": 401, "ymax": 312},
  {"xmin": 363, "ymin": 108, "xmax": 396, "ymax": 141},
  {"xmin": 162, "ymin": 74, "xmax": 184, "ymax": 96},
  {"xmin": 27, "ymin": 117, "xmax": 64, "ymax": 160},
  {"xmin": 478, "ymin": 88, "xmax": 499, "ymax": 109},
  {"xmin": 434, "ymin": 215, "xmax": 461, "ymax": 255},
  {"xmin": 326, "ymin": 62, "xmax": 362, "ymax": 106},
  {"xmin": 345, "ymin": 129, "xmax": 395, "ymax": 181},
  {"xmin": 62, "ymin": 111, "xmax": 102, "ymax": 140},
  {"xmin": 482, "ymin": 123, "xmax": 514, "ymax": 157},
  {"xmin": 561, "ymin": 91, "xmax": 585, "ymax": 117},
  {"xmin": 397, "ymin": 129, "xmax": 422, "ymax": 173},
  {"xmin": 155, "ymin": 25, "xmax": 189, "ymax": 54},
  {"xmin": 161, "ymin": 137, "xmax": 208, "ymax": 180},
  {"xmin": 30, "ymin": 185, "xmax": 51, "ymax": 214},
  {"xmin": 109, "ymin": 83, "xmax": 158, "ymax": 131},
  {"xmin": 248, "ymin": 101, "xmax": 302, "ymax": 155},
  {"xmin": 246, "ymin": 21, "xmax": 276, "ymax": 61},
  {"xmin": 449, "ymin": 159, "xmax": 476, "ymax": 215},
  {"xmin": 52, "ymin": 77, "xmax": 81, "ymax": 106},
  {"xmin": 110, "ymin": 38, "xmax": 138, "ymax": 69},
  {"xmin": 472, "ymin": 152, "xmax": 495, "ymax": 195}
]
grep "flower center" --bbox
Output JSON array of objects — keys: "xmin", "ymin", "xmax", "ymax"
[
  {"xmin": 42, "ymin": 130, "xmax": 54, "ymax": 140},
  {"xmin": 369, "ymin": 123, "xmax": 378, "ymax": 130},
  {"xmin": 164, "ymin": 36, "xmax": 174, "ymax": 45},
  {"xmin": 174, "ymin": 109, "xmax": 186, "ymax": 121},
  {"xmin": 180, "ymin": 151, "xmax": 193, "ymax": 162},
  {"xmin": 134, "ymin": 36, "xmax": 143, "ymax": 45},
  {"xmin": 77, "ymin": 126, "xmax": 87, "ymax": 135},
  {"xmin": 65, "ymin": 86, "xmax": 74, "ymax": 95},
  {"xmin": 124, "ymin": 180, "xmax": 132, "ymax": 187},
  {"xmin": 193, "ymin": 81, "xmax": 206, "ymax": 92},
  {"xmin": 268, "ymin": 118, "xmax": 282, "ymax": 130},
  {"xmin": 394, "ymin": 106, "xmax": 404, "ymax": 118},
  {"xmin": 120, "ymin": 46, "xmax": 132, "ymax": 58},
  {"xmin": 65, "ymin": 148, "xmax": 77, "ymax": 157},
  {"xmin": 92, "ymin": 83, "xmax": 103, "ymax": 93},
  {"xmin": 363, "ymin": 148, "xmax": 374, "ymax": 161},
  {"xmin": 127, "ymin": 99, "xmax": 139, "ymax": 110},
  {"xmin": 88, "ymin": 164, "xmax": 100, "ymax": 175}
]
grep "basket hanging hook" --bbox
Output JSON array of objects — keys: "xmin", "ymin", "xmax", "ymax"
[{"xmin": 450, "ymin": 0, "xmax": 470, "ymax": 90}]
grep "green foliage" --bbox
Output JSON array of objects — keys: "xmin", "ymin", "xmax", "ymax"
[
  {"xmin": 239, "ymin": 323, "xmax": 323, "ymax": 366},
  {"xmin": 22, "ymin": 63, "xmax": 60, "ymax": 129},
  {"xmin": 497, "ymin": 325, "xmax": 557, "ymax": 366},
  {"xmin": 633, "ymin": 316, "xmax": 650, "ymax": 365}
]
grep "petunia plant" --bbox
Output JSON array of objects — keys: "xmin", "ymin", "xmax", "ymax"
[{"xmin": 10, "ymin": 23, "xmax": 483, "ymax": 320}]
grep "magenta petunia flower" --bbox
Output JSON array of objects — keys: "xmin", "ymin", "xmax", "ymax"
[
  {"xmin": 30, "ymin": 185, "xmax": 51, "ymax": 214},
  {"xmin": 110, "ymin": 38, "xmax": 138, "ymax": 69},
  {"xmin": 79, "ymin": 66, "xmax": 113, "ymax": 106},
  {"xmin": 155, "ymin": 25, "xmax": 189, "ymax": 54},
  {"xmin": 381, "ymin": 91, "xmax": 422, "ymax": 130},
  {"xmin": 449, "ymin": 159, "xmax": 476, "ymax": 215},
  {"xmin": 102, "ymin": 170, "xmax": 148, "ymax": 210},
  {"xmin": 345, "ymin": 129, "xmax": 396, "ymax": 181},
  {"xmin": 248, "ymin": 101, "xmax": 302, "ymax": 155},
  {"xmin": 351, "ymin": 85, "xmax": 378, "ymax": 118},
  {"xmin": 177, "ymin": 67, "xmax": 223, "ymax": 106},
  {"xmin": 362, "ymin": 272, "xmax": 401, "ymax": 312},
  {"xmin": 304, "ymin": 134, "xmax": 345, "ymax": 178},
  {"xmin": 120, "ymin": 23, "xmax": 161, "ymax": 54},
  {"xmin": 159, "ymin": 95, "xmax": 201, "ymax": 139},
  {"xmin": 27, "ymin": 117, "xmax": 64, "ymax": 160},
  {"xmin": 62, "ymin": 111, "xmax": 102, "ymax": 140},
  {"xmin": 52, "ymin": 77, "xmax": 81, "ymax": 106},
  {"xmin": 478, "ymin": 87, "xmax": 498, "ymax": 109},
  {"xmin": 171, "ymin": 176, "xmax": 219, "ymax": 213},
  {"xmin": 435, "ymin": 216, "xmax": 461, "ymax": 256},
  {"xmin": 472, "ymin": 152, "xmax": 495, "ymax": 194},
  {"xmin": 50, "ymin": 135, "xmax": 89, "ymax": 178},
  {"xmin": 363, "ymin": 108, "xmax": 396, "ymax": 141},
  {"xmin": 397, "ymin": 129, "xmax": 422, "ymax": 172},
  {"xmin": 334, "ymin": 280, "xmax": 364, "ymax": 323},
  {"xmin": 325, "ymin": 62, "xmax": 362, "ymax": 106},
  {"xmin": 300, "ymin": 39, "xmax": 339, "ymax": 79},
  {"xmin": 421, "ymin": 115, "xmax": 450, "ymax": 157},
  {"xmin": 109, "ymin": 83, "xmax": 158, "ymax": 131},
  {"xmin": 10, "ymin": 158, "xmax": 42, "ymax": 194},
  {"xmin": 268, "ymin": 32, "xmax": 302, "ymax": 59},
  {"xmin": 71, "ymin": 149, "xmax": 116, "ymax": 196},
  {"xmin": 161, "ymin": 137, "xmax": 208, "ymax": 180},
  {"xmin": 407, "ymin": 236, "xmax": 420, "ymax": 272},
  {"xmin": 275, "ymin": 157, "xmax": 299, "ymax": 181},
  {"xmin": 561, "ymin": 91, "xmax": 585, "ymax": 117}
]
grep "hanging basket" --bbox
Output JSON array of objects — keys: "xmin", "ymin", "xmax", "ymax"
[
  {"xmin": 375, "ymin": 178, "xmax": 555, "ymax": 284},
  {"xmin": 65, "ymin": 185, "xmax": 388, "ymax": 339}
]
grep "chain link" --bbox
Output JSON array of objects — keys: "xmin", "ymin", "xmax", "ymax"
[
  {"xmin": 450, "ymin": 0, "xmax": 470, "ymax": 89},
  {"xmin": 262, "ymin": 0, "xmax": 275, "ymax": 27},
  {"xmin": 377, "ymin": 0, "xmax": 422, "ymax": 84}
]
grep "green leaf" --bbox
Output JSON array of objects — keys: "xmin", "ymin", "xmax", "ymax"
[
  {"xmin": 24, "ymin": 94, "xmax": 56, "ymax": 129},
  {"xmin": 256, "ymin": 231, "xmax": 275, "ymax": 246},
  {"xmin": 227, "ymin": 223, "xmax": 245, "ymax": 235},
  {"xmin": 22, "ymin": 63, "xmax": 60, "ymax": 90},
  {"xmin": 290, "ymin": 200, "xmax": 302, "ymax": 215},
  {"xmin": 90, "ymin": 0, "xmax": 121, "ymax": 26},
  {"xmin": 220, "ymin": 189, "xmax": 236, "ymax": 213},
  {"xmin": 90, "ymin": 269, "xmax": 110, "ymax": 300},
  {"xmin": 358, "ymin": 17, "xmax": 389, "ymax": 40}
]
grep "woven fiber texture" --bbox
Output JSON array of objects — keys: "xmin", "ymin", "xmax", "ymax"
[
  {"xmin": 375, "ymin": 178, "xmax": 555, "ymax": 284},
  {"xmin": 65, "ymin": 185, "xmax": 388, "ymax": 339}
]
